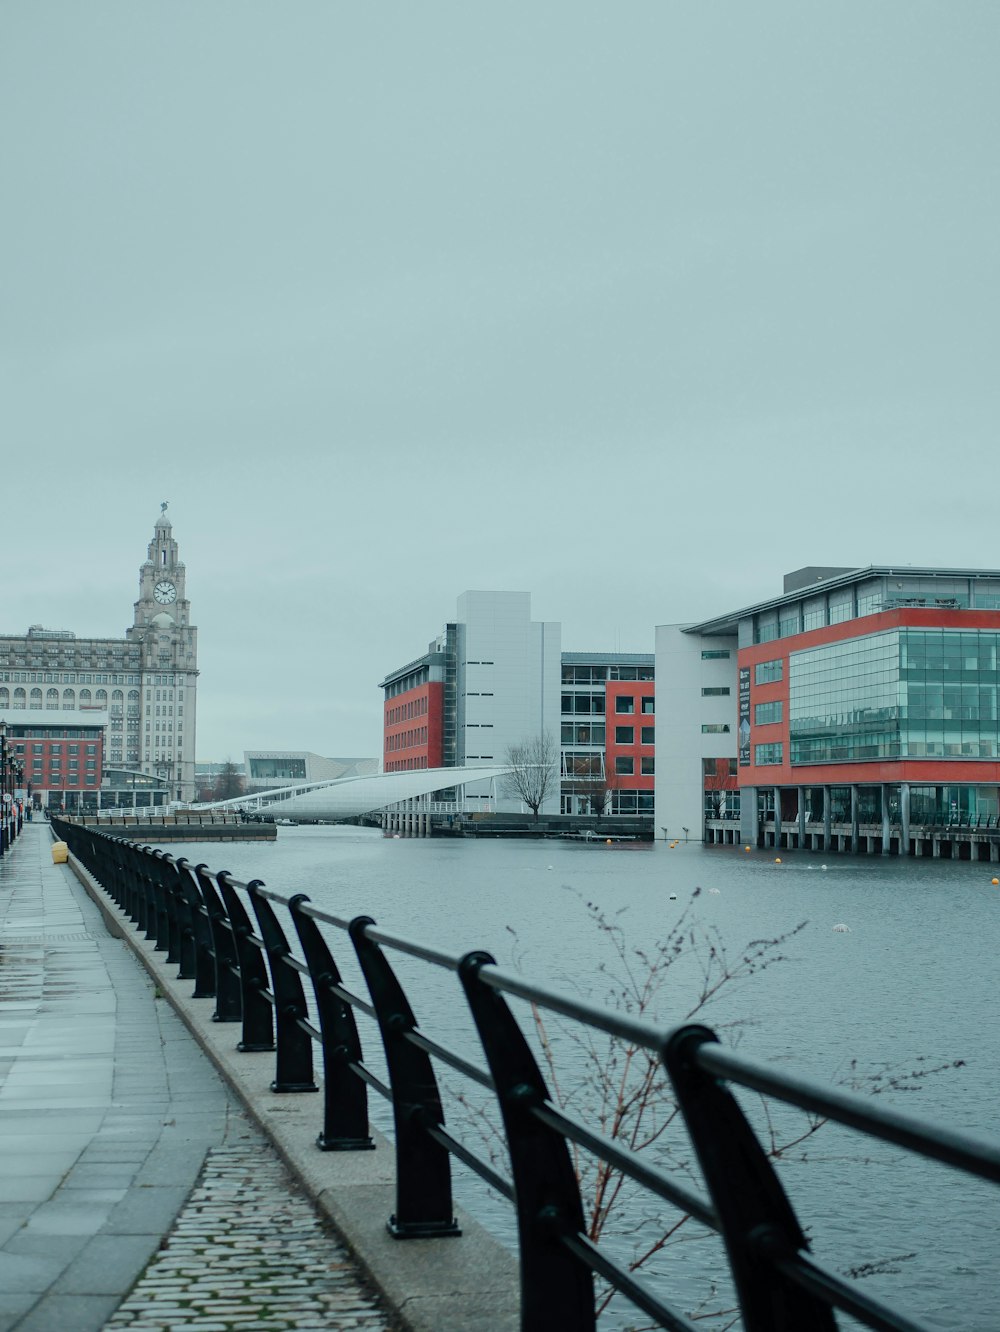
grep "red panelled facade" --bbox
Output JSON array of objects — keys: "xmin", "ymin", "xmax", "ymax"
[
  {"xmin": 605, "ymin": 680, "xmax": 655, "ymax": 793},
  {"xmin": 383, "ymin": 681, "xmax": 443, "ymax": 773},
  {"xmin": 740, "ymin": 607, "xmax": 1000, "ymax": 793}
]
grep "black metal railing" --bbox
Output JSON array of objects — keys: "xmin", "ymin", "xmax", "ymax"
[
  {"xmin": 0, "ymin": 801, "xmax": 25, "ymax": 855},
  {"xmin": 51, "ymin": 818, "xmax": 1000, "ymax": 1332}
]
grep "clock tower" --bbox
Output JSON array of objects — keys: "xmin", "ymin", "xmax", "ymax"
[{"xmin": 126, "ymin": 504, "xmax": 198, "ymax": 802}]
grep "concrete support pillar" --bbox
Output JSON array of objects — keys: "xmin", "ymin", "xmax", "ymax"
[
  {"xmin": 773, "ymin": 786, "xmax": 782, "ymax": 848},
  {"xmin": 970, "ymin": 839, "xmax": 979, "ymax": 861},
  {"xmin": 797, "ymin": 787, "xmax": 806, "ymax": 849},
  {"xmin": 991, "ymin": 841, "xmax": 999, "ymax": 863},
  {"xmin": 740, "ymin": 786, "xmax": 758, "ymax": 847},
  {"xmin": 901, "ymin": 782, "xmax": 911, "ymax": 856},
  {"xmin": 881, "ymin": 783, "xmax": 891, "ymax": 854},
  {"xmin": 823, "ymin": 786, "xmax": 831, "ymax": 851},
  {"xmin": 932, "ymin": 837, "xmax": 941, "ymax": 858},
  {"xmin": 915, "ymin": 837, "xmax": 922, "ymax": 857},
  {"xmin": 850, "ymin": 785, "xmax": 860, "ymax": 855}
]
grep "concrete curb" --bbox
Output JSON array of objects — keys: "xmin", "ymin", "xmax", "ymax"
[{"xmin": 63, "ymin": 844, "xmax": 520, "ymax": 1332}]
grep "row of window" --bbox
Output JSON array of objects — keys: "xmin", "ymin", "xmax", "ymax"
[
  {"xmin": 0, "ymin": 672, "xmax": 142, "ymax": 685},
  {"xmin": 614, "ymin": 757, "xmax": 655, "ymax": 775},
  {"xmin": 755, "ymin": 743, "xmax": 784, "ymax": 765},
  {"xmin": 612, "ymin": 727, "xmax": 655, "ymax": 746},
  {"xmin": 755, "ymin": 701, "xmax": 783, "ymax": 725},
  {"xmin": 386, "ymin": 728, "xmax": 429, "ymax": 752},
  {"xmin": 562, "ymin": 694, "xmax": 655, "ymax": 715},
  {"xmin": 561, "ymin": 665, "xmax": 655, "ymax": 683},
  {"xmin": 755, "ymin": 660, "xmax": 783, "ymax": 684},
  {"xmin": 386, "ymin": 696, "xmax": 429, "ymax": 725}
]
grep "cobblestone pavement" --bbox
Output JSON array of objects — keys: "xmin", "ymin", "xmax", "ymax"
[{"xmin": 107, "ymin": 1141, "xmax": 394, "ymax": 1331}]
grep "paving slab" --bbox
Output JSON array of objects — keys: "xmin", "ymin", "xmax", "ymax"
[{"xmin": 0, "ymin": 825, "xmax": 251, "ymax": 1331}]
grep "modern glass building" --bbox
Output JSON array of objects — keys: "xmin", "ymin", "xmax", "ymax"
[{"xmin": 659, "ymin": 566, "xmax": 1000, "ymax": 851}]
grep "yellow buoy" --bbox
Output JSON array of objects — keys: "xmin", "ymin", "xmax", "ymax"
[
  {"xmin": 992, "ymin": 878, "xmax": 999, "ymax": 886},
  {"xmin": 744, "ymin": 845, "xmax": 751, "ymax": 852},
  {"xmin": 774, "ymin": 857, "xmax": 782, "ymax": 864},
  {"xmin": 606, "ymin": 838, "xmax": 612, "ymax": 845}
]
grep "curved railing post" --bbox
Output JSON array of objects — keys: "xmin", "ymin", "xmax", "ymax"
[
  {"xmin": 216, "ymin": 874, "xmax": 274, "ymax": 1054},
  {"xmin": 244, "ymin": 883, "xmax": 317, "ymax": 1093},
  {"xmin": 192, "ymin": 864, "xmax": 242, "ymax": 1023},
  {"xmin": 287, "ymin": 895, "xmax": 373, "ymax": 1150},
  {"xmin": 662, "ymin": 1024, "xmax": 837, "ymax": 1332},
  {"xmin": 150, "ymin": 850, "xmax": 172, "ymax": 954},
  {"xmin": 458, "ymin": 950, "xmax": 595, "ymax": 1332},
  {"xmin": 348, "ymin": 915, "xmax": 459, "ymax": 1239},
  {"xmin": 176, "ymin": 861, "xmax": 216, "ymax": 998}
]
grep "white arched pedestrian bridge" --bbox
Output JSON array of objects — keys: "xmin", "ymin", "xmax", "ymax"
[{"xmin": 189, "ymin": 764, "xmax": 517, "ymax": 823}]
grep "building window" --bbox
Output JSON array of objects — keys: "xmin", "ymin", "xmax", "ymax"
[
  {"xmin": 641, "ymin": 726, "xmax": 655, "ymax": 745},
  {"xmin": 615, "ymin": 696, "xmax": 634, "ymax": 714},
  {"xmin": 755, "ymin": 742, "xmax": 784, "ymax": 765},
  {"xmin": 701, "ymin": 649, "xmax": 731, "ymax": 660},
  {"xmin": 640, "ymin": 696, "xmax": 654, "ymax": 715},
  {"xmin": 615, "ymin": 756, "xmax": 634, "ymax": 775},
  {"xmin": 701, "ymin": 723, "xmax": 731, "ymax": 733},
  {"xmin": 615, "ymin": 726, "xmax": 634, "ymax": 744},
  {"xmin": 702, "ymin": 687, "xmax": 730, "ymax": 696},
  {"xmin": 754, "ymin": 659, "xmax": 783, "ymax": 684},
  {"xmin": 641, "ymin": 756, "xmax": 655, "ymax": 775},
  {"xmin": 754, "ymin": 701, "xmax": 783, "ymax": 725}
]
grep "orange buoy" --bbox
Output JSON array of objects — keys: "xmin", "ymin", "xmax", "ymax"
[
  {"xmin": 606, "ymin": 838, "xmax": 612, "ymax": 845},
  {"xmin": 992, "ymin": 878, "xmax": 999, "ymax": 886},
  {"xmin": 744, "ymin": 845, "xmax": 751, "ymax": 852},
  {"xmin": 774, "ymin": 857, "xmax": 782, "ymax": 864}
]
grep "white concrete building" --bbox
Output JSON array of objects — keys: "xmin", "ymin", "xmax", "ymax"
[{"xmin": 654, "ymin": 623, "xmax": 738, "ymax": 841}]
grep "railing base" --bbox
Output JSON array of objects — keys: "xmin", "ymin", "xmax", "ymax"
[
  {"xmin": 387, "ymin": 1215, "xmax": 462, "ymax": 1240},
  {"xmin": 271, "ymin": 1079, "xmax": 319, "ymax": 1093},
  {"xmin": 237, "ymin": 1040, "xmax": 276, "ymax": 1053},
  {"xmin": 317, "ymin": 1133, "xmax": 376, "ymax": 1152}
]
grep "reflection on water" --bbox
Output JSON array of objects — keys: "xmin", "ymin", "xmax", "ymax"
[{"xmin": 162, "ymin": 828, "xmax": 1000, "ymax": 1330}]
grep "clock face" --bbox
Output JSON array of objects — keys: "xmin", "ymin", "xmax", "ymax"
[{"xmin": 153, "ymin": 580, "xmax": 177, "ymax": 605}]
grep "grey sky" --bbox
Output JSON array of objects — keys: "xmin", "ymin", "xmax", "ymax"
[{"xmin": 2, "ymin": 3, "xmax": 998, "ymax": 759}]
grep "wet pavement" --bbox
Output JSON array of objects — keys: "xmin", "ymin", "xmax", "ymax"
[{"xmin": 0, "ymin": 823, "xmax": 391, "ymax": 1332}]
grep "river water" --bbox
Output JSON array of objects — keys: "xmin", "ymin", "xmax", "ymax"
[{"xmin": 157, "ymin": 828, "xmax": 1000, "ymax": 1330}]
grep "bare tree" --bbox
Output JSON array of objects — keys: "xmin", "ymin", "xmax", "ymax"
[
  {"xmin": 502, "ymin": 732, "xmax": 558, "ymax": 820},
  {"xmin": 212, "ymin": 760, "xmax": 245, "ymax": 802}
]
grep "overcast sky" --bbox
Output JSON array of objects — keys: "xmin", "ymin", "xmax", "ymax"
[{"xmin": 2, "ymin": 3, "xmax": 998, "ymax": 760}]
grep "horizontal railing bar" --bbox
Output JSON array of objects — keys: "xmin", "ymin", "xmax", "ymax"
[
  {"xmin": 405, "ymin": 1030, "xmax": 495, "ymax": 1091},
  {"xmin": 532, "ymin": 1104, "xmax": 716, "ymax": 1230},
  {"xmin": 478, "ymin": 964, "xmax": 662, "ymax": 1050},
  {"xmin": 423, "ymin": 1123, "xmax": 515, "ymax": 1200},
  {"xmin": 296, "ymin": 901, "xmax": 352, "ymax": 931},
  {"xmin": 697, "ymin": 1045, "xmax": 1000, "ymax": 1183},
  {"xmin": 298, "ymin": 1018, "xmax": 321, "ymax": 1042},
  {"xmin": 349, "ymin": 1061, "xmax": 391, "ymax": 1102},
  {"xmin": 280, "ymin": 954, "xmax": 309, "ymax": 975},
  {"xmin": 768, "ymin": 1250, "xmax": 931, "ymax": 1332},
  {"xmin": 328, "ymin": 982, "xmax": 376, "ymax": 1020},
  {"xmin": 361, "ymin": 925, "xmax": 461, "ymax": 973},
  {"xmin": 561, "ymin": 1232, "xmax": 701, "ymax": 1332}
]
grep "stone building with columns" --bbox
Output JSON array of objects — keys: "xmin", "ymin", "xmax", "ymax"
[{"xmin": 0, "ymin": 506, "xmax": 198, "ymax": 805}]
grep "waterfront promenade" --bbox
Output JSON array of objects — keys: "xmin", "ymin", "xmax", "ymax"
[{"xmin": 0, "ymin": 824, "xmax": 391, "ymax": 1330}]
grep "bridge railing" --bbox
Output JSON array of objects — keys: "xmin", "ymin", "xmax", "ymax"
[{"xmin": 51, "ymin": 818, "xmax": 1000, "ymax": 1332}]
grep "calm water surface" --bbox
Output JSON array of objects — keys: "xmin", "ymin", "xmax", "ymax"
[{"xmin": 162, "ymin": 829, "xmax": 1000, "ymax": 1330}]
